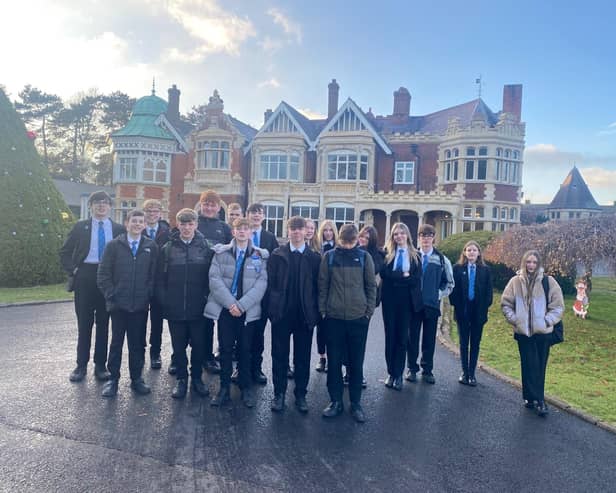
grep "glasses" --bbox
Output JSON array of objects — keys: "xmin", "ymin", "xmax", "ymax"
[
  {"xmin": 419, "ymin": 233, "xmax": 435, "ymax": 237},
  {"xmin": 145, "ymin": 209, "xmax": 161, "ymax": 213},
  {"xmin": 91, "ymin": 200, "xmax": 110, "ymax": 206}
]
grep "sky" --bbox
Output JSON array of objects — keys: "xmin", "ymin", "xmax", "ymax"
[{"xmin": 2, "ymin": 0, "xmax": 615, "ymax": 204}]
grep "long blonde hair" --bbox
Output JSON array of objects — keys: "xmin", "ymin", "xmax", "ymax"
[
  {"xmin": 305, "ymin": 218, "xmax": 320, "ymax": 252},
  {"xmin": 385, "ymin": 222, "xmax": 419, "ymax": 266},
  {"xmin": 317, "ymin": 220, "xmax": 338, "ymax": 250}
]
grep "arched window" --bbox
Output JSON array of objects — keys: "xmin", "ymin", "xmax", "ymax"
[
  {"xmin": 325, "ymin": 202, "xmax": 355, "ymax": 232},
  {"xmin": 445, "ymin": 149, "xmax": 451, "ymax": 159},
  {"xmin": 143, "ymin": 159, "xmax": 154, "ymax": 181},
  {"xmin": 155, "ymin": 161, "xmax": 167, "ymax": 182}
]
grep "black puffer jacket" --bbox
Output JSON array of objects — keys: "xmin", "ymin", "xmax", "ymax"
[
  {"xmin": 156, "ymin": 230, "xmax": 213, "ymax": 321},
  {"xmin": 198, "ymin": 215, "xmax": 232, "ymax": 248},
  {"xmin": 266, "ymin": 244, "xmax": 321, "ymax": 328},
  {"xmin": 97, "ymin": 234, "xmax": 158, "ymax": 313}
]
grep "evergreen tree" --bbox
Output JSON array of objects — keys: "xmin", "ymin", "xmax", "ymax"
[{"xmin": 0, "ymin": 88, "xmax": 73, "ymax": 287}]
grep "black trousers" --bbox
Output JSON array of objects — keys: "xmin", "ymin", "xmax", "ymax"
[
  {"xmin": 250, "ymin": 315, "xmax": 268, "ymax": 374},
  {"xmin": 271, "ymin": 314, "xmax": 314, "ymax": 398},
  {"xmin": 168, "ymin": 319, "xmax": 205, "ymax": 380},
  {"xmin": 148, "ymin": 299, "xmax": 166, "ymax": 358},
  {"xmin": 382, "ymin": 288, "xmax": 412, "ymax": 379},
  {"xmin": 217, "ymin": 310, "xmax": 254, "ymax": 389},
  {"xmin": 516, "ymin": 334, "xmax": 551, "ymax": 402},
  {"xmin": 73, "ymin": 263, "xmax": 109, "ymax": 368},
  {"xmin": 407, "ymin": 308, "xmax": 439, "ymax": 374},
  {"xmin": 108, "ymin": 310, "xmax": 147, "ymax": 381},
  {"xmin": 457, "ymin": 301, "xmax": 484, "ymax": 377},
  {"xmin": 316, "ymin": 320, "xmax": 327, "ymax": 355},
  {"xmin": 203, "ymin": 318, "xmax": 215, "ymax": 362},
  {"xmin": 326, "ymin": 317, "xmax": 369, "ymax": 404}
]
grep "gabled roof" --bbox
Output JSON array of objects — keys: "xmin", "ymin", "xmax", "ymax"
[
  {"xmin": 317, "ymin": 98, "xmax": 392, "ymax": 154},
  {"xmin": 245, "ymin": 101, "xmax": 319, "ymax": 153},
  {"xmin": 228, "ymin": 115, "xmax": 258, "ymax": 142},
  {"xmin": 549, "ymin": 166, "xmax": 601, "ymax": 210},
  {"xmin": 375, "ymin": 98, "xmax": 499, "ymax": 135}
]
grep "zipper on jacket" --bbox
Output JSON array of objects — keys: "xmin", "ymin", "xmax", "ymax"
[
  {"xmin": 183, "ymin": 242, "xmax": 188, "ymax": 316},
  {"xmin": 131, "ymin": 243, "xmax": 137, "ymax": 311}
]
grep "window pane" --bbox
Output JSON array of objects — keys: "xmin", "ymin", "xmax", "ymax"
[
  {"xmin": 479, "ymin": 147, "xmax": 488, "ymax": 156},
  {"xmin": 478, "ymin": 160, "xmax": 487, "ymax": 180},
  {"xmin": 466, "ymin": 147, "xmax": 475, "ymax": 156},
  {"xmin": 466, "ymin": 160, "xmax": 474, "ymax": 180}
]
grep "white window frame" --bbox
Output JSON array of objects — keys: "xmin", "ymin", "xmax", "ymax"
[
  {"xmin": 325, "ymin": 202, "xmax": 355, "ymax": 231},
  {"xmin": 262, "ymin": 202, "xmax": 285, "ymax": 237},
  {"xmin": 327, "ymin": 151, "xmax": 368, "ymax": 181},
  {"xmin": 394, "ymin": 161, "xmax": 415, "ymax": 184},
  {"xmin": 259, "ymin": 152, "xmax": 299, "ymax": 181},
  {"xmin": 196, "ymin": 140, "xmax": 231, "ymax": 170}
]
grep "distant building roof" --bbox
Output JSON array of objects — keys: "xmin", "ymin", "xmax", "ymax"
[
  {"xmin": 548, "ymin": 166, "xmax": 601, "ymax": 210},
  {"xmin": 228, "ymin": 115, "xmax": 258, "ymax": 142},
  {"xmin": 52, "ymin": 179, "xmax": 114, "ymax": 207}
]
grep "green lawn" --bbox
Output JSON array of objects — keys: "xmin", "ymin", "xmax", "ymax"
[
  {"xmin": 0, "ymin": 283, "xmax": 72, "ymax": 304},
  {"xmin": 450, "ymin": 277, "xmax": 616, "ymax": 427}
]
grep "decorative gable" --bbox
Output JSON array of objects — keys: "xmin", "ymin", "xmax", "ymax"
[
  {"xmin": 263, "ymin": 110, "xmax": 299, "ymax": 134},
  {"xmin": 328, "ymin": 107, "xmax": 366, "ymax": 132}
]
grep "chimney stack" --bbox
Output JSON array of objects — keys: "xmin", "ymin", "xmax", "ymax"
[
  {"xmin": 328, "ymin": 79, "xmax": 339, "ymax": 119},
  {"xmin": 264, "ymin": 109, "xmax": 273, "ymax": 125},
  {"xmin": 393, "ymin": 87, "xmax": 411, "ymax": 118},
  {"xmin": 167, "ymin": 84, "xmax": 180, "ymax": 121},
  {"xmin": 502, "ymin": 84, "xmax": 522, "ymax": 122}
]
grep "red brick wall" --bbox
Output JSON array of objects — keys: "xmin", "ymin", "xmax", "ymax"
[
  {"xmin": 375, "ymin": 150, "xmax": 394, "ymax": 191},
  {"xmin": 143, "ymin": 186, "xmax": 164, "ymax": 200},
  {"xmin": 494, "ymin": 184, "xmax": 519, "ymax": 202},
  {"xmin": 169, "ymin": 154, "xmax": 190, "ymax": 219},
  {"xmin": 415, "ymin": 143, "xmax": 439, "ymax": 192},
  {"xmin": 119, "ymin": 185, "xmax": 137, "ymax": 197},
  {"xmin": 304, "ymin": 151, "xmax": 317, "ymax": 183},
  {"xmin": 464, "ymin": 183, "xmax": 486, "ymax": 200}
]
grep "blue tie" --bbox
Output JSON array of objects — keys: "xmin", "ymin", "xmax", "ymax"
[
  {"xmin": 231, "ymin": 250, "xmax": 245, "ymax": 297},
  {"xmin": 149, "ymin": 228, "xmax": 156, "ymax": 239},
  {"xmin": 131, "ymin": 240, "xmax": 138, "ymax": 257},
  {"xmin": 252, "ymin": 231, "xmax": 259, "ymax": 247},
  {"xmin": 395, "ymin": 249, "xmax": 404, "ymax": 271},
  {"xmin": 422, "ymin": 253, "xmax": 429, "ymax": 273},
  {"xmin": 469, "ymin": 264, "xmax": 476, "ymax": 301},
  {"xmin": 98, "ymin": 221, "xmax": 106, "ymax": 261}
]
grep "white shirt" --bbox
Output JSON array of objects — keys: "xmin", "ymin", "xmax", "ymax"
[
  {"xmin": 84, "ymin": 218, "xmax": 113, "ymax": 264},
  {"xmin": 290, "ymin": 243, "xmax": 306, "ymax": 253}
]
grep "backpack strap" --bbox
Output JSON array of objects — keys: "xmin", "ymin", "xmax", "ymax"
[{"xmin": 541, "ymin": 275, "xmax": 550, "ymax": 307}]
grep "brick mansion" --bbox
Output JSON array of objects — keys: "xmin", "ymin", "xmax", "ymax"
[{"xmin": 109, "ymin": 80, "xmax": 525, "ymax": 243}]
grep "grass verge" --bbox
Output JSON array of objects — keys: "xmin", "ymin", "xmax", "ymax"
[
  {"xmin": 0, "ymin": 283, "xmax": 72, "ymax": 304},
  {"xmin": 450, "ymin": 277, "xmax": 616, "ymax": 427}
]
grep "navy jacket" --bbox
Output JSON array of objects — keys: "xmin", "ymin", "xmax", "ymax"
[{"xmin": 97, "ymin": 234, "xmax": 158, "ymax": 313}]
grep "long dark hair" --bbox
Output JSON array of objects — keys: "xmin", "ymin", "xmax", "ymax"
[{"xmin": 359, "ymin": 225, "xmax": 379, "ymax": 252}]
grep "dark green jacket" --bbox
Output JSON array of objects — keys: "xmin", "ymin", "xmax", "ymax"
[{"xmin": 318, "ymin": 246, "xmax": 376, "ymax": 320}]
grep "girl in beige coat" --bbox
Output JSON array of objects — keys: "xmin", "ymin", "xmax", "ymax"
[{"xmin": 501, "ymin": 250, "xmax": 564, "ymax": 416}]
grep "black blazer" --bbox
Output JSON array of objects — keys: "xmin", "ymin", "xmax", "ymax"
[
  {"xmin": 59, "ymin": 218, "xmax": 125, "ymax": 274},
  {"xmin": 143, "ymin": 219, "xmax": 171, "ymax": 248},
  {"xmin": 449, "ymin": 263, "xmax": 493, "ymax": 325},
  {"xmin": 257, "ymin": 229, "xmax": 279, "ymax": 255},
  {"xmin": 265, "ymin": 244, "xmax": 321, "ymax": 328},
  {"xmin": 380, "ymin": 255, "xmax": 423, "ymax": 313}
]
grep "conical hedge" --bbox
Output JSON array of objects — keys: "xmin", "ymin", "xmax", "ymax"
[{"xmin": 0, "ymin": 88, "xmax": 73, "ymax": 286}]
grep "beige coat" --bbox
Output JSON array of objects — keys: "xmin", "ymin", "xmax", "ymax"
[{"xmin": 501, "ymin": 268, "xmax": 564, "ymax": 337}]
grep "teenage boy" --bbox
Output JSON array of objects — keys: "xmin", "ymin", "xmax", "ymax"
[
  {"xmin": 267, "ymin": 216, "xmax": 320, "ymax": 413},
  {"xmin": 156, "ymin": 208, "xmax": 213, "ymax": 399},
  {"xmin": 205, "ymin": 218, "xmax": 269, "ymax": 408},
  {"xmin": 246, "ymin": 202, "xmax": 278, "ymax": 385},
  {"xmin": 405, "ymin": 224, "xmax": 454, "ymax": 385},
  {"xmin": 318, "ymin": 224, "xmax": 376, "ymax": 423},
  {"xmin": 97, "ymin": 210, "xmax": 158, "ymax": 397},
  {"xmin": 142, "ymin": 199, "xmax": 171, "ymax": 370},
  {"xmin": 60, "ymin": 190, "xmax": 125, "ymax": 383},
  {"xmin": 197, "ymin": 190, "xmax": 233, "ymax": 374},
  {"xmin": 227, "ymin": 202, "xmax": 243, "ymax": 225}
]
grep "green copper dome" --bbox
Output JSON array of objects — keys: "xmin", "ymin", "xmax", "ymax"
[{"xmin": 132, "ymin": 94, "xmax": 167, "ymax": 116}]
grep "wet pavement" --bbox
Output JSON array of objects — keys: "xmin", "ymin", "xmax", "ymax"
[{"xmin": 0, "ymin": 302, "xmax": 615, "ymax": 492}]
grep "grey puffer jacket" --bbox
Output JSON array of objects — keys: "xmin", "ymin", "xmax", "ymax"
[
  {"xmin": 204, "ymin": 240, "xmax": 269, "ymax": 323},
  {"xmin": 501, "ymin": 268, "xmax": 564, "ymax": 337}
]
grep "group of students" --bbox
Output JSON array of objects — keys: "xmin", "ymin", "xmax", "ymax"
[{"xmin": 60, "ymin": 189, "xmax": 565, "ymax": 423}]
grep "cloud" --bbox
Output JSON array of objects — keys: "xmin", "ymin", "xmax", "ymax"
[
  {"xmin": 164, "ymin": 0, "xmax": 256, "ymax": 61},
  {"xmin": 598, "ymin": 121, "xmax": 616, "ymax": 136},
  {"xmin": 267, "ymin": 7, "xmax": 302, "ymax": 43},
  {"xmin": 579, "ymin": 167, "xmax": 616, "ymax": 190},
  {"xmin": 524, "ymin": 143, "xmax": 616, "ymax": 169},
  {"xmin": 297, "ymin": 108, "xmax": 327, "ymax": 119},
  {"xmin": 258, "ymin": 36, "xmax": 284, "ymax": 53},
  {"xmin": 257, "ymin": 78, "xmax": 281, "ymax": 89}
]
